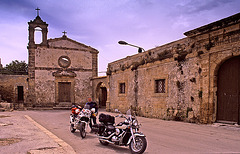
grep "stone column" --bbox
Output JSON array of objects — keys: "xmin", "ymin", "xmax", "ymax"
[
  {"xmin": 41, "ymin": 27, "xmax": 48, "ymax": 46},
  {"xmin": 26, "ymin": 48, "xmax": 36, "ymax": 107},
  {"xmin": 92, "ymin": 52, "xmax": 98, "ymax": 77},
  {"xmin": 28, "ymin": 27, "xmax": 35, "ymax": 47}
]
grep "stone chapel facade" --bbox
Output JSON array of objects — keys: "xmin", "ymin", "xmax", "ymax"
[{"xmin": 26, "ymin": 15, "xmax": 98, "ymax": 108}]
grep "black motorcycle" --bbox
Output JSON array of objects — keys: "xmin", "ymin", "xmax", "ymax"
[{"xmin": 92, "ymin": 109, "xmax": 147, "ymax": 154}]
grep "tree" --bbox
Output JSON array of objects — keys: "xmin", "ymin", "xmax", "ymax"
[{"xmin": 0, "ymin": 60, "xmax": 28, "ymax": 75}]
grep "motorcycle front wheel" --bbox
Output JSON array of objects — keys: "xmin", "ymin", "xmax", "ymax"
[
  {"xmin": 70, "ymin": 124, "xmax": 76, "ymax": 133},
  {"xmin": 129, "ymin": 136, "xmax": 147, "ymax": 154},
  {"xmin": 79, "ymin": 122, "xmax": 86, "ymax": 138}
]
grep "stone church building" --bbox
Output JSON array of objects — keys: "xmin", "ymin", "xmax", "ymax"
[
  {"xmin": 0, "ymin": 12, "xmax": 239, "ymax": 124},
  {"xmin": 26, "ymin": 15, "xmax": 98, "ymax": 108}
]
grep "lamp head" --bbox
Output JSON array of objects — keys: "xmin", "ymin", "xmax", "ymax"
[
  {"xmin": 138, "ymin": 48, "xmax": 143, "ymax": 53},
  {"xmin": 118, "ymin": 41, "xmax": 128, "ymax": 45}
]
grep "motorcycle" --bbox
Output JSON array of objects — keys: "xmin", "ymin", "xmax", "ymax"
[
  {"xmin": 92, "ymin": 109, "xmax": 147, "ymax": 154},
  {"xmin": 70, "ymin": 104, "xmax": 94, "ymax": 138},
  {"xmin": 70, "ymin": 105, "xmax": 82, "ymax": 133}
]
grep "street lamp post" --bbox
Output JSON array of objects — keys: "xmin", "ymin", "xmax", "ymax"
[{"xmin": 118, "ymin": 41, "xmax": 145, "ymax": 53}]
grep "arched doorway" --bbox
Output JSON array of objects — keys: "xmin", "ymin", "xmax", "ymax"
[
  {"xmin": 217, "ymin": 56, "xmax": 240, "ymax": 124},
  {"xmin": 96, "ymin": 82, "xmax": 107, "ymax": 108}
]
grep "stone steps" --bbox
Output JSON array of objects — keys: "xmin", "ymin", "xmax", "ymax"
[
  {"xmin": 27, "ymin": 107, "xmax": 53, "ymax": 110},
  {"xmin": 54, "ymin": 102, "xmax": 72, "ymax": 110},
  {"xmin": 26, "ymin": 102, "xmax": 72, "ymax": 110},
  {"xmin": 53, "ymin": 107, "xmax": 71, "ymax": 110}
]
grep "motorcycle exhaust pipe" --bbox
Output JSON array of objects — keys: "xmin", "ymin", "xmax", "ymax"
[
  {"xmin": 99, "ymin": 138, "xmax": 114, "ymax": 144},
  {"xmin": 99, "ymin": 133, "xmax": 115, "ymax": 140}
]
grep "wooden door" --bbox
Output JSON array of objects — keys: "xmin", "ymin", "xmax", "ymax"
[
  {"xmin": 100, "ymin": 87, "xmax": 107, "ymax": 107},
  {"xmin": 217, "ymin": 56, "xmax": 240, "ymax": 124},
  {"xmin": 17, "ymin": 86, "xmax": 24, "ymax": 101},
  {"xmin": 58, "ymin": 82, "xmax": 71, "ymax": 102}
]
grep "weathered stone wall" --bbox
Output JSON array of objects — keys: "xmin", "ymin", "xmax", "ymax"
[
  {"xmin": 48, "ymin": 38, "xmax": 93, "ymax": 50},
  {"xmin": 108, "ymin": 38, "xmax": 202, "ymax": 121},
  {"xmin": 107, "ymin": 13, "xmax": 240, "ymax": 123},
  {"xmin": 0, "ymin": 74, "xmax": 28, "ymax": 104},
  {"xmin": 109, "ymin": 69, "xmax": 135, "ymax": 112},
  {"xmin": 74, "ymin": 71, "xmax": 93, "ymax": 105},
  {"xmin": 35, "ymin": 46, "xmax": 93, "ymax": 69},
  {"xmin": 34, "ymin": 70, "xmax": 55, "ymax": 106}
]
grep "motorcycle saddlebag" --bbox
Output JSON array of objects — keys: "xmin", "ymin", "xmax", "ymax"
[
  {"xmin": 99, "ymin": 113, "xmax": 115, "ymax": 124},
  {"xmin": 99, "ymin": 113, "xmax": 106, "ymax": 122}
]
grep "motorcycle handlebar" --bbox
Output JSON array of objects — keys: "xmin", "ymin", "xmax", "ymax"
[{"xmin": 115, "ymin": 114, "xmax": 124, "ymax": 118}]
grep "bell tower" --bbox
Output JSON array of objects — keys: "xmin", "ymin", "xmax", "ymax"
[
  {"xmin": 27, "ymin": 8, "xmax": 48, "ymax": 107},
  {"xmin": 28, "ymin": 8, "xmax": 48, "ymax": 47}
]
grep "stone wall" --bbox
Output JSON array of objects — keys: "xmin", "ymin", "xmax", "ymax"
[
  {"xmin": 107, "ymin": 13, "xmax": 240, "ymax": 123},
  {"xmin": 74, "ymin": 71, "xmax": 94, "ymax": 105},
  {"xmin": 0, "ymin": 74, "xmax": 28, "ymax": 108}
]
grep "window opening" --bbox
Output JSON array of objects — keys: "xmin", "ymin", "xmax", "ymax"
[
  {"xmin": 155, "ymin": 79, "xmax": 165, "ymax": 93},
  {"xmin": 119, "ymin": 83, "xmax": 125, "ymax": 94}
]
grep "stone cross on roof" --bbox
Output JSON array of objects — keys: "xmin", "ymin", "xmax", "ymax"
[
  {"xmin": 35, "ymin": 7, "xmax": 40, "ymax": 16},
  {"xmin": 62, "ymin": 31, "xmax": 67, "ymax": 36}
]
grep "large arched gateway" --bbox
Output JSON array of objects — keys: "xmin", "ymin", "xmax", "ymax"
[
  {"xmin": 92, "ymin": 76, "xmax": 109, "ymax": 110},
  {"xmin": 217, "ymin": 56, "xmax": 240, "ymax": 124}
]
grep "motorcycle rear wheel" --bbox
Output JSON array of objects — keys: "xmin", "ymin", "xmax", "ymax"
[
  {"xmin": 129, "ymin": 136, "xmax": 147, "ymax": 154},
  {"xmin": 70, "ymin": 124, "xmax": 76, "ymax": 133},
  {"xmin": 79, "ymin": 122, "xmax": 86, "ymax": 138}
]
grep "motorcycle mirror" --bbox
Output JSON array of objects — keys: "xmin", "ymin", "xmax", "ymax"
[{"xmin": 126, "ymin": 109, "xmax": 131, "ymax": 115}]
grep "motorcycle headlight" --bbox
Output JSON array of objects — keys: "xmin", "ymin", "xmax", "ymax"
[{"xmin": 75, "ymin": 109, "xmax": 80, "ymax": 114}]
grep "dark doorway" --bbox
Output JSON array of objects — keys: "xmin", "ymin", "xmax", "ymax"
[
  {"xmin": 99, "ymin": 87, "xmax": 107, "ymax": 107},
  {"xmin": 58, "ymin": 82, "xmax": 71, "ymax": 102},
  {"xmin": 217, "ymin": 56, "xmax": 240, "ymax": 124},
  {"xmin": 17, "ymin": 86, "xmax": 24, "ymax": 102}
]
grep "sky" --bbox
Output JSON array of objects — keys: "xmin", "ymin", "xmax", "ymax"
[{"xmin": 0, "ymin": 0, "xmax": 239, "ymax": 75}]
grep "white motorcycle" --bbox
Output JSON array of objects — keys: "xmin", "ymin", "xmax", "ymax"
[{"xmin": 70, "ymin": 104, "xmax": 95, "ymax": 138}]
